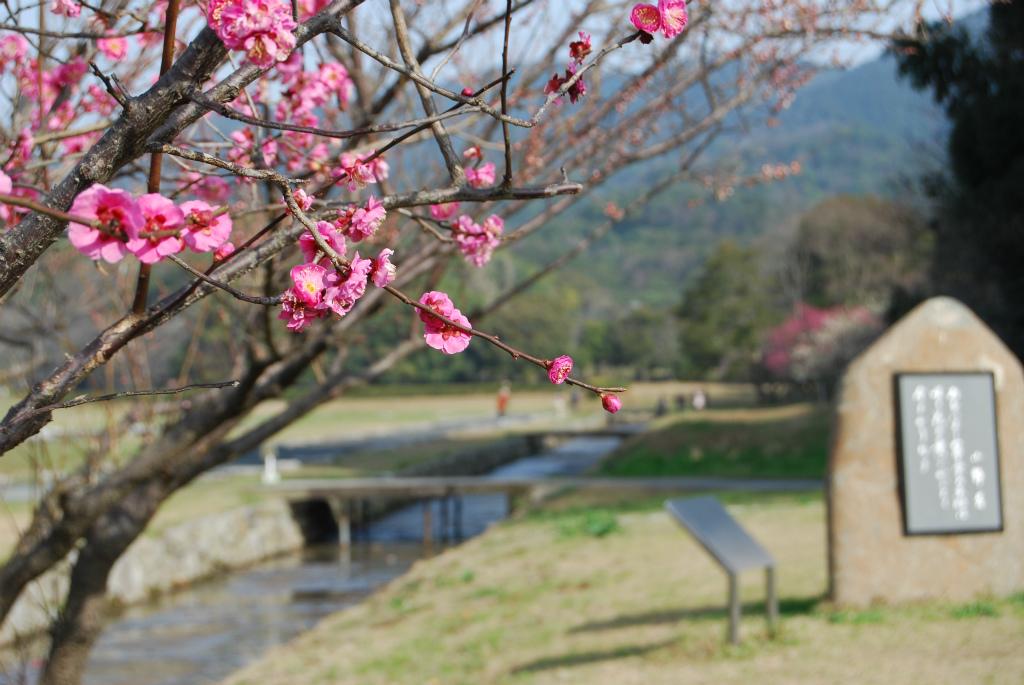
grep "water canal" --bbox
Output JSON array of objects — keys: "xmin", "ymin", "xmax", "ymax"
[{"xmin": 3, "ymin": 436, "xmax": 620, "ymax": 685}]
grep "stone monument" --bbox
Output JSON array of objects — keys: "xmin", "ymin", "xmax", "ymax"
[{"xmin": 829, "ymin": 297, "xmax": 1023, "ymax": 606}]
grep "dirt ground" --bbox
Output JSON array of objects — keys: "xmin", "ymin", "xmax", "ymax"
[{"xmin": 222, "ymin": 496, "xmax": 1024, "ymax": 685}]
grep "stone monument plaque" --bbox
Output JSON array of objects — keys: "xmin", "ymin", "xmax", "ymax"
[
  {"xmin": 894, "ymin": 372, "xmax": 1003, "ymax": 534},
  {"xmin": 829, "ymin": 297, "xmax": 1023, "ymax": 606}
]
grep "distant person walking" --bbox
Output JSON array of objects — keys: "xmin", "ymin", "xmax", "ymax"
[
  {"xmin": 497, "ymin": 381, "xmax": 511, "ymax": 417},
  {"xmin": 692, "ymin": 388, "xmax": 707, "ymax": 411}
]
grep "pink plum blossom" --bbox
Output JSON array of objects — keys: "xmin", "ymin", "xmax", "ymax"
[
  {"xmin": 318, "ymin": 63, "xmax": 354, "ymax": 109},
  {"xmin": 657, "ymin": 0, "xmax": 688, "ymax": 38},
  {"xmin": 0, "ymin": 35, "xmax": 28, "ymax": 69},
  {"xmin": 334, "ymin": 152, "xmax": 386, "ymax": 190},
  {"xmin": 296, "ymin": 0, "xmax": 330, "ymax": 20},
  {"xmin": 180, "ymin": 201, "xmax": 232, "ymax": 253},
  {"xmin": 370, "ymin": 249, "xmax": 396, "ymax": 287},
  {"xmin": 429, "ymin": 202, "xmax": 459, "ymax": 221},
  {"xmin": 365, "ymin": 155, "xmax": 389, "ymax": 182},
  {"xmin": 50, "ymin": 0, "xmax": 81, "ymax": 17},
  {"xmin": 630, "ymin": 0, "xmax": 687, "ymax": 39},
  {"xmin": 299, "ymin": 220, "xmax": 347, "ymax": 264},
  {"xmin": 208, "ymin": 0, "xmax": 297, "ymax": 68},
  {"xmin": 630, "ymin": 3, "xmax": 661, "ymax": 33},
  {"xmin": 260, "ymin": 138, "xmax": 278, "ymax": 166},
  {"xmin": 465, "ymin": 162, "xmax": 495, "ymax": 188},
  {"xmin": 67, "ymin": 184, "xmax": 144, "ymax": 263},
  {"xmin": 322, "ymin": 253, "xmax": 371, "ymax": 316},
  {"xmin": 548, "ymin": 355, "xmax": 573, "ymax": 384},
  {"xmin": 453, "ymin": 213, "xmax": 502, "ymax": 267},
  {"xmin": 292, "ymin": 188, "xmax": 314, "ymax": 212},
  {"xmin": 567, "ymin": 66, "xmax": 587, "ymax": 103},
  {"xmin": 198, "ymin": 176, "xmax": 232, "ymax": 203},
  {"xmin": 569, "ymin": 31, "xmax": 592, "ymax": 62},
  {"xmin": 214, "ymin": 241, "xmax": 236, "ymax": 260},
  {"xmin": 278, "ymin": 289, "xmax": 325, "ymax": 332},
  {"xmin": 544, "ymin": 64, "xmax": 586, "ymax": 104},
  {"xmin": 98, "ymin": 36, "xmax": 128, "ymax": 60},
  {"xmin": 418, "ymin": 291, "xmax": 472, "ymax": 355},
  {"xmin": 289, "ymin": 262, "xmax": 327, "ymax": 307},
  {"xmin": 0, "ymin": 170, "xmax": 12, "ymax": 223},
  {"xmin": 463, "ymin": 146, "xmax": 482, "ymax": 161},
  {"xmin": 601, "ymin": 394, "xmax": 623, "ymax": 414},
  {"xmin": 61, "ymin": 133, "xmax": 99, "ymax": 155},
  {"xmin": 228, "ymin": 129, "xmax": 255, "ymax": 167},
  {"xmin": 418, "ymin": 291, "xmax": 455, "ymax": 329},
  {"xmin": 345, "ymin": 195, "xmax": 386, "ymax": 242},
  {"xmin": 126, "ymin": 193, "xmax": 184, "ymax": 264}
]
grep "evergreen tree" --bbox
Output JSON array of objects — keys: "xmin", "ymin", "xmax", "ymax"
[{"xmin": 893, "ymin": 2, "xmax": 1024, "ymax": 354}]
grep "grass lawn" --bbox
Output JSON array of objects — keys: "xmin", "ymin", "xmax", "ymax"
[
  {"xmin": 598, "ymin": 404, "xmax": 830, "ymax": 479},
  {"xmin": 221, "ymin": 493, "xmax": 1024, "ymax": 685}
]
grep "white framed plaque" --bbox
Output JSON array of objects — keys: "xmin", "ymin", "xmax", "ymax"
[{"xmin": 894, "ymin": 372, "xmax": 1004, "ymax": 535}]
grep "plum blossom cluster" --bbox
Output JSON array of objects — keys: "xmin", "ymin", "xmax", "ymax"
[
  {"xmin": 50, "ymin": 0, "xmax": 81, "ymax": 18},
  {"xmin": 544, "ymin": 32, "xmax": 590, "ymax": 104},
  {"xmin": 278, "ymin": 248, "xmax": 395, "ymax": 332},
  {"xmin": 462, "ymin": 146, "xmax": 496, "ymax": 188},
  {"xmin": 426, "ymin": 199, "xmax": 504, "ymax": 267},
  {"xmin": 66, "ymin": 185, "xmax": 234, "ymax": 264},
  {"xmin": 233, "ymin": 56, "xmax": 358, "ymax": 173},
  {"xmin": 207, "ymin": 0, "xmax": 297, "ymax": 69},
  {"xmin": 301, "ymin": 194, "xmax": 388, "ymax": 246},
  {"xmin": 278, "ymin": 197, "xmax": 392, "ymax": 333},
  {"xmin": 0, "ymin": 36, "xmax": 110, "ymax": 162},
  {"xmin": 417, "ymin": 291, "xmax": 472, "ymax": 355},
  {"xmin": 334, "ymin": 151, "xmax": 390, "ymax": 191},
  {"xmin": 630, "ymin": 0, "xmax": 689, "ymax": 40},
  {"xmin": 452, "ymin": 214, "xmax": 503, "ymax": 267}
]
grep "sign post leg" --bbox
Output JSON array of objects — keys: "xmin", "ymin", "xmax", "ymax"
[
  {"xmin": 766, "ymin": 565, "xmax": 778, "ymax": 637},
  {"xmin": 728, "ymin": 572, "xmax": 740, "ymax": 645}
]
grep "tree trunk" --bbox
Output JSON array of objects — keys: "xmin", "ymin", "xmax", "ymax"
[{"xmin": 37, "ymin": 492, "xmax": 156, "ymax": 685}]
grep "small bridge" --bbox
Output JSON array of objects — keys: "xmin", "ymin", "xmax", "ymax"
[{"xmin": 269, "ymin": 475, "xmax": 823, "ymax": 546}]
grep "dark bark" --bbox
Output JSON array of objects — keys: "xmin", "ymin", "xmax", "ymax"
[{"xmin": 37, "ymin": 490, "xmax": 157, "ymax": 685}]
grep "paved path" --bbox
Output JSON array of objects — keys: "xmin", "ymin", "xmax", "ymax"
[{"xmin": 271, "ymin": 475, "xmax": 824, "ymax": 499}]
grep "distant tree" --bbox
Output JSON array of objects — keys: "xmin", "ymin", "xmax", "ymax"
[
  {"xmin": 758, "ymin": 303, "xmax": 883, "ymax": 400},
  {"xmin": 601, "ymin": 306, "xmax": 679, "ymax": 380},
  {"xmin": 893, "ymin": 1, "xmax": 1024, "ymax": 354},
  {"xmin": 785, "ymin": 195, "xmax": 932, "ymax": 309},
  {"xmin": 676, "ymin": 241, "xmax": 782, "ymax": 380}
]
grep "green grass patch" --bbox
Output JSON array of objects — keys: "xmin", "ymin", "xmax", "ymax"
[
  {"xmin": 598, "ymin": 404, "xmax": 830, "ymax": 479},
  {"xmin": 950, "ymin": 601, "xmax": 1000, "ymax": 619},
  {"xmin": 827, "ymin": 608, "xmax": 886, "ymax": 625},
  {"xmin": 556, "ymin": 510, "xmax": 621, "ymax": 539}
]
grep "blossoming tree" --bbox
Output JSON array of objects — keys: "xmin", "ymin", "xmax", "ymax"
[{"xmin": 0, "ymin": 0, "xmax": 931, "ymax": 680}]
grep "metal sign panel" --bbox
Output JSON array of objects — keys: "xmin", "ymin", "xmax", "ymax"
[
  {"xmin": 665, "ymin": 496, "xmax": 774, "ymax": 573},
  {"xmin": 894, "ymin": 372, "xmax": 1004, "ymax": 535}
]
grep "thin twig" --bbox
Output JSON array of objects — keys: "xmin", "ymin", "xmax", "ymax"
[
  {"xmin": 4, "ymin": 381, "xmax": 242, "ymax": 426},
  {"xmin": 0, "ymin": 194, "xmax": 98, "ymax": 227},
  {"xmin": 149, "ymin": 143, "xmax": 306, "ymax": 184},
  {"xmin": 499, "ymin": 0, "xmax": 513, "ymax": 187},
  {"xmin": 191, "ymin": 91, "xmax": 484, "ymax": 141},
  {"xmin": 167, "ymin": 255, "xmax": 284, "ymax": 305},
  {"xmin": 383, "ymin": 285, "xmax": 626, "ymax": 396}
]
